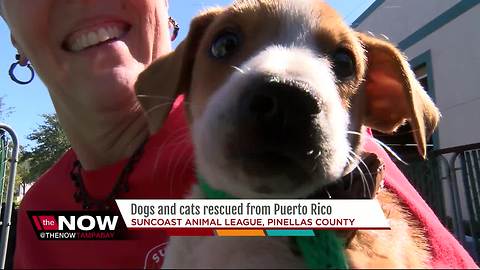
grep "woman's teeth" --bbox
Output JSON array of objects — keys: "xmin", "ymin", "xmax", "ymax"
[{"xmin": 67, "ymin": 25, "xmax": 125, "ymax": 52}]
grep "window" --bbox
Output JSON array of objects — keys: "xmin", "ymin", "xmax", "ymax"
[{"xmin": 415, "ymin": 64, "xmax": 429, "ymax": 92}]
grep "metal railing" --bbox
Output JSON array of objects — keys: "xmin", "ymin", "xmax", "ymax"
[
  {"xmin": 0, "ymin": 132, "xmax": 8, "ymax": 205},
  {"xmin": 398, "ymin": 143, "xmax": 480, "ymax": 263},
  {"xmin": 0, "ymin": 124, "xmax": 19, "ymax": 269}
]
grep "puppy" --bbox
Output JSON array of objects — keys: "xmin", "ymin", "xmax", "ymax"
[{"xmin": 135, "ymin": 0, "xmax": 441, "ymax": 268}]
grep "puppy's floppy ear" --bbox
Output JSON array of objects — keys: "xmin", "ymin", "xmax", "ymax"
[
  {"xmin": 358, "ymin": 32, "xmax": 440, "ymax": 158},
  {"xmin": 135, "ymin": 8, "xmax": 223, "ymax": 134}
]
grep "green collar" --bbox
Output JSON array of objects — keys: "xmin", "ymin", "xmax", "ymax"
[
  {"xmin": 198, "ymin": 176, "xmax": 235, "ymax": 199},
  {"xmin": 197, "ymin": 175, "xmax": 349, "ymax": 269}
]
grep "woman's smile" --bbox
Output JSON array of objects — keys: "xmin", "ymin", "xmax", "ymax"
[{"xmin": 62, "ymin": 18, "xmax": 131, "ymax": 53}]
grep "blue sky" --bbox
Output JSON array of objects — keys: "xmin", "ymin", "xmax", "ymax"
[{"xmin": 0, "ymin": 0, "xmax": 374, "ymax": 147}]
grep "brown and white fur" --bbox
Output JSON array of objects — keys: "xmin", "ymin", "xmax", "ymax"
[{"xmin": 135, "ymin": 0, "xmax": 441, "ymax": 268}]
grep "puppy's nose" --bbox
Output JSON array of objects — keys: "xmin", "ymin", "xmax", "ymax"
[
  {"xmin": 239, "ymin": 79, "xmax": 320, "ymax": 132},
  {"xmin": 248, "ymin": 93, "xmax": 278, "ymax": 120}
]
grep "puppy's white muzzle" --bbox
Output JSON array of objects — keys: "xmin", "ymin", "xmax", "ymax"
[{"xmin": 193, "ymin": 46, "xmax": 351, "ymax": 198}]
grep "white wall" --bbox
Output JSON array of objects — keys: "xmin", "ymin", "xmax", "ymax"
[
  {"xmin": 355, "ymin": 0, "xmax": 459, "ymax": 43},
  {"xmin": 405, "ymin": 5, "xmax": 480, "ymax": 148}
]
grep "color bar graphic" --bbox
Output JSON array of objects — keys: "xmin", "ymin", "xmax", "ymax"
[
  {"xmin": 215, "ymin": 230, "xmax": 266, "ymax": 236},
  {"xmin": 266, "ymin": 230, "xmax": 315, "ymax": 236}
]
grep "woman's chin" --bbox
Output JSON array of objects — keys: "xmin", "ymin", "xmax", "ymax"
[
  {"xmin": 68, "ymin": 67, "xmax": 141, "ymax": 110},
  {"xmin": 59, "ymin": 38, "xmax": 148, "ymax": 110}
]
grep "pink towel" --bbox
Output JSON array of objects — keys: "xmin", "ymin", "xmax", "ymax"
[{"xmin": 363, "ymin": 129, "xmax": 478, "ymax": 268}]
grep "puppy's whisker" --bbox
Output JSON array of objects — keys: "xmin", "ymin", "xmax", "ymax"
[
  {"xmin": 356, "ymin": 163, "xmax": 369, "ymax": 198},
  {"xmin": 306, "ymin": 149, "xmax": 322, "ymax": 160},
  {"xmin": 153, "ymin": 126, "xmax": 190, "ymax": 147},
  {"xmin": 144, "ymin": 102, "xmax": 175, "ymax": 115},
  {"xmin": 230, "ymin": 65, "xmax": 246, "ymax": 74},
  {"xmin": 346, "ymin": 130, "xmax": 407, "ymax": 165},
  {"xmin": 325, "ymin": 188, "xmax": 332, "ymax": 199},
  {"xmin": 173, "ymin": 155, "xmax": 195, "ymax": 197},
  {"xmin": 137, "ymin": 95, "xmax": 178, "ymax": 101},
  {"xmin": 165, "ymin": 133, "xmax": 192, "ymax": 192},
  {"xmin": 149, "ymin": 126, "xmax": 191, "ymax": 192},
  {"xmin": 346, "ymin": 154, "xmax": 355, "ymax": 165},
  {"xmin": 349, "ymin": 150, "xmax": 374, "ymax": 180},
  {"xmin": 136, "ymin": 94, "xmax": 195, "ymax": 107},
  {"xmin": 144, "ymin": 101, "xmax": 201, "ymax": 117},
  {"xmin": 310, "ymin": 161, "xmax": 319, "ymax": 173},
  {"xmin": 348, "ymin": 155, "xmax": 368, "ymax": 197},
  {"xmin": 346, "ymin": 154, "xmax": 364, "ymax": 193},
  {"xmin": 179, "ymin": 154, "xmax": 195, "ymax": 185},
  {"xmin": 168, "ymin": 137, "xmax": 193, "ymax": 196},
  {"xmin": 346, "ymin": 155, "xmax": 355, "ymax": 191},
  {"xmin": 349, "ymin": 150, "xmax": 373, "ymax": 197}
]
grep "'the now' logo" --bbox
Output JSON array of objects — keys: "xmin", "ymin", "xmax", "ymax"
[{"xmin": 31, "ymin": 214, "xmax": 119, "ymax": 231}]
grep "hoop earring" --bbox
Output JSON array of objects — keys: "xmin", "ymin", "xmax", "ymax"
[
  {"xmin": 168, "ymin": 17, "xmax": 180, "ymax": 41},
  {"xmin": 9, "ymin": 54, "xmax": 35, "ymax": 85}
]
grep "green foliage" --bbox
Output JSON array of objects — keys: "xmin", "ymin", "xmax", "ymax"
[
  {"xmin": 0, "ymin": 95, "xmax": 14, "ymax": 121},
  {"xmin": 22, "ymin": 113, "xmax": 70, "ymax": 183},
  {"xmin": 0, "ymin": 113, "xmax": 69, "ymax": 202}
]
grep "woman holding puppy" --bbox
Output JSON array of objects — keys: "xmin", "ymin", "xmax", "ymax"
[{"xmin": 1, "ymin": 0, "xmax": 476, "ymax": 269}]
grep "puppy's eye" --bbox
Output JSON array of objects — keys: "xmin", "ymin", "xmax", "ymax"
[
  {"xmin": 210, "ymin": 32, "xmax": 240, "ymax": 59},
  {"xmin": 332, "ymin": 49, "xmax": 355, "ymax": 80}
]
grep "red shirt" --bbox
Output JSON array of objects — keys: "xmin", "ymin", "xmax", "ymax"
[
  {"xmin": 14, "ymin": 97, "xmax": 477, "ymax": 269},
  {"xmin": 14, "ymin": 96, "xmax": 195, "ymax": 269}
]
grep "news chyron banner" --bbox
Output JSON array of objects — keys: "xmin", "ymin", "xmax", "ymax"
[{"xmin": 116, "ymin": 200, "xmax": 390, "ymax": 236}]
